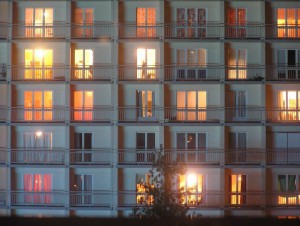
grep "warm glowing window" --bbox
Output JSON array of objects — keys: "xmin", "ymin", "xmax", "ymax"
[
  {"xmin": 23, "ymin": 132, "xmax": 53, "ymax": 149},
  {"xmin": 227, "ymin": 8, "xmax": 246, "ymax": 37},
  {"xmin": 277, "ymin": 8, "xmax": 300, "ymax": 38},
  {"xmin": 25, "ymin": 8, "xmax": 53, "ymax": 37},
  {"xmin": 179, "ymin": 174, "xmax": 205, "ymax": 205},
  {"xmin": 176, "ymin": 91, "xmax": 206, "ymax": 121},
  {"xmin": 228, "ymin": 49, "xmax": 247, "ymax": 79},
  {"xmin": 73, "ymin": 91, "xmax": 93, "ymax": 121},
  {"xmin": 136, "ymin": 8, "xmax": 156, "ymax": 37},
  {"xmin": 137, "ymin": 48, "xmax": 156, "ymax": 79},
  {"xmin": 24, "ymin": 174, "xmax": 52, "ymax": 203},
  {"xmin": 74, "ymin": 49, "xmax": 94, "ymax": 79},
  {"xmin": 136, "ymin": 90, "xmax": 155, "ymax": 118},
  {"xmin": 278, "ymin": 91, "xmax": 300, "ymax": 121},
  {"xmin": 25, "ymin": 49, "xmax": 53, "ymax": 79},
  {"xmin": 24, "ymin": 91, "xmax": 53, "ymax": 121},
  {"xmin": 75, "ymin": 8, "xmax": 93, "ymax": 37},
  {"xmin": 136, "ymin": 133, "xmax": 155, "ymax": 163},
  {"xmin": 277, "ymin": 175, "xmax": 300, "ymax": 205},
  {"xmin": 136, "ymin": 174, "xmax": 153, "ymax": 204},
  {"xmin": 229, "ymin": 174, "xmax": 246, "ymax": 205}
]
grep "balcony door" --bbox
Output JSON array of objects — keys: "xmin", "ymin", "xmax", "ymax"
[
  {"xmin": 137, "ymin": 48, "xmax": 156, "ymax": 79},
  {"xmin": 229, "ymin": 132, "xmax": 246, "ymax": 163},
  {"xmin": 74, "ymin": 133, "xmax": 92, "ymax": 162},
  {"xmin": 277, "ymin": 50, "xmax": 300, "ymax": 79},
  {"xmin": 73, "ymin": 175, "xmax": 92, "ymax": 205},
  {"xmin": 24, "ymin": 91, "xmax": 53, "ymax": 121},
  {"xmin": 278, "ymin": 91, "xmax": 300, "ymax": 121},
  {"xmin": 25, "ymin": 49, "xmax": 53, "ymax": 79},
  {"xmin": 136, "ymin": 8, "xmax": 156, "ymax": 37},
  {"xmin": 25, "ymin": 8, "xmax": 53, "ymax": 37},
  {"xmin": 136, "ymin": 90, "xmax": 155, "ymax": 119},
  {"xmin": 179, "ymin": 174, "xmax": 205, "ymax": 205},
  {"xmin": 73, "ymin": 91, "xmax": 93, "ymax": 121},
  {"xmin": 277, "ymin": 175, "xmax": 300, "ymax": 205},
  {"xmin": 277, "ymin": 8, "xmax": 300, "ymax": 38},
  {"xmin": 228, "ymin": 49, "xmax": 247, "ymax": 79},
  {"xmin": 229, "ymin": 174, "xmax": 246, "ymax": 205},
  {"xmin": 74, "ymin": 49, "xmax": 94, "ymax": 79},
  {"xmin": 136, "ymin": 133, "xmax": 155, "ymax": 163},
  {"xmin": 227, "ymin": 8, "xmax": 246, "ymax": 37},
  {"xmin": 75, "ymin": 8, "xmax": 93, "ymax": 37}
]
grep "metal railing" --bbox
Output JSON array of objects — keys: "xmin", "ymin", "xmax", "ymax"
[
  {"xmin": 118, "ymin": 65, "xmax": 160, "ymax": 81},
  {"xmin": 118, "ymin": 23, "xmax": 161, "ymax": 38},
  {"xmin": 10, "ymin": 149, "xmax": 65, "ymax": 165},
  {"xmin": 266, "ymin": 149, "xmax": 300, "ymax": 165},
  {"xmin": 118, "ymin": 106, "xmax": 161, "ymax": 122},
  {"xmin": 11, "ymin": 191, "xmax": 66, "ymax": 206},
  {"xmin": 118, "ymin": 149, "xmax": 158, "ymax": 165},
  {"xmin": 69, "ymin": 191, "xmax": 111, "ymax": 207},
  {"xmin": 71, "ymin": 23, "xmax": 114, "ymax": 39},
  {"xmin": 70, "ymin": 149, "xmax": 113, "ymax": 165},
  {"xmin": 225, "ymin": 107, "xmax": 264, "ymax": 122},
  {"xmin": 11, "ymin": 106, "xmax": 66, "ymax": 122},
  {"xmin": 12, "ymin": 23, "xmax": 67, "ymax": 38},
  {"xmin": 71, "ymin": 65, "xmax": 114, "ymax": 81},
  {"xmin": 70, "ymin": 106, "xmax": 113, "ymax": 122},
  {"xmin": 224, "ymin": 23, "xmax": 263, "ymax": 39},
  {"xmin": 226, "ymin": 65, "xmax": 264, "ymax": 80},
  {"xmin": 225, "ymin": 149, "xmax": 265, "ymax": 165},
  {"xmin": 266, "ymin": 108, "xmax": 300, "ymax": 123},
  {"xmin": 266, "ymin": 65, "xmax": 300, "ymax": 80},
  {"xmin": 266, "ymin": 24, "xmax": 300, "ymax": 39}
]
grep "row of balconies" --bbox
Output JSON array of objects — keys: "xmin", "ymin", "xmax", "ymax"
[
  {"xmin": 0, "ymin": 148, "xmax": 299, "ymax": 166},
  {"xmin": 0, "ymin": 23, "xmax": 300, "ymax": 40},
  {"xmin": 0, "ymin": 65, "xmax": 299, "ymax": 82},
  {"xmin": 0, "ymin": 106, "xmax": 298, "ymax": 123},
  {"xmin": 0, "ymin": 190, "xmax": 300, "ymax": 208}
]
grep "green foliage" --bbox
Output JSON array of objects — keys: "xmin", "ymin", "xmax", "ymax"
[{"xmin": 130, "ymin": 149, "xmax": 188, "ymax": 219}]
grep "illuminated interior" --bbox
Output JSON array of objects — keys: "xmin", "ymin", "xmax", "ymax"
[
  {"xmin": 277, "ymin": 175, "xmax": 299, "ymax": 205},
  {"xmin": 24, "ymin": 174, "xmax": 52, "ymax": 203},
  {"xmin": 137, "ymin": 48, "xmax": 156, "ymax": 79},
  {"xmin": 176, "ymin": 91, "xmax": 206, "ymax": 120},
  {"xmin": 179, "ymin": 174, "xmax": 204, "ymax": 205},
  {"xmin": 75, "ymin": 8, "xmax": 93, "ymax": 37},
  {"xmin": 136, "ymin": 8, "xmax": 156, "ymax": 37},
  {"xmin": 74, "ymin": 91, "xmax": 93, "ymax": 120},
  {"xmin": 74, "ymin": 49, "xmax": 94, "ymax": 79},
  {"xmin": 137, "ymin": 90, "xmax": 154, "ymax": 117},
  {"xmin": 228, "ymin": 49, "xmax": 247, "ymax": 79},
  {"xmin": 277, "ymin": 8, "xmax": 300, "ymax": 38},
  {"xmin": 25, "ymin": 8, "xmax": 53, "ymax": 37},
  {"xmin": 24, "ymin": 91, "xmax": 53, "ymax": 121},
  {"xmin": 25, "ymin": 49, "xmax": 53, "ymax": 79},
  {"xmin": 278, "ymin": 91, "xmax": 300, "ymax": 120},
  {"xmin": 136, "ymin": 175, "xmax": 153, "ymax": 204},
  {"xmin": 230, "ymin": 174, "xmax": 246, "ymax": 205}
]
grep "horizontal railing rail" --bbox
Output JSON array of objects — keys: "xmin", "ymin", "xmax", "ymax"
[
  {"xmin": 71, "ymin": 23, "xmax": 114, "ymax": 38},
  {"xmin": 225, "ymin": 107, "xmax": 264, "ymax": 122},
  {"xmin": 70, "ymin": 106, "xmax": 113, "ymax": 122},
  {"xmin": 118, "ymin": 65, "xmax": 160, "ymax": 81},
  {"xmin": 69, "ymin": 191, "xmax": 112, "ymax": 207},
  {"xmin": 266, "ymin": 149, "xmax": 300, "ymax": 165},
  {"xmin": 11, "ymin": 191, "xmax": 66, "ymax": 206},
  {"xmin": 118, "ymin": 106, "xmax": 161, "ymax": 122},
  {"xmin": 70, "ymin": 148, "xmax": 113, "ymax": 165},
  {"xmin": 225, "ymin": 65, "xmax": 264, "ymax": 80},
  {"xmin": 118, "ymin": 149, "xmax": 158, "ymax": 165},
  {"xmin": 266, "ymin": 65, "xmax": 300, "ymax": 80},
  {"xmin": 266, "ymin": 108, "xmax": 300, "ymax": 123},
  {"xmin": 225, "ymin": 149, "xmax": 265, "ymax": 165},
  {"xmin": 71, "ymin": 65, "xmax": 114, "ymax": 81},
  {"xmin": 266, "ymin": 24, "xmax": 300, "ymax": 39},
  {"xmin": 118, "ymin": 23, "xmax": 161, "ymax": 38}
]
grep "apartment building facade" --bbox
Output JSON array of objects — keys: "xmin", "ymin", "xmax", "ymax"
[{"xmin": 0, "ymin": 0, "xmax": 300, "ymax": 218}]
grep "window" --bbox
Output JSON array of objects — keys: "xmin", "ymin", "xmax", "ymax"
[
  {"xmin": 277, "ymin": 175, "xmax": 300, "ymax": 205},
  {"xmin": 229, "ymin": 174, "xmax": 246, "ymax": 205},
  {"xmin": 276, "ymin": 49, "xmax": 300, "ymax": 79},
  {"xmin": 75, "ymin": 8, "xmax": 93, "ymax": 37},
  {"xmin": 136, "ymin": 174, "xmax": 153, "ymax": 204},
  {"xmin": 136, "ymin": 8, "xmax": 156, "ymax": 37},
  {"xmin": 24, "ymin": 174, "xmax": 52, "ymax": 204},
  {"xmin": 25, "ymin": 8, "xmax": 53, "ymax": 37},
  {"xmin": 179, "ymin": 174, "xmax": 205, "ymax": 205},
  {"xmin": 24, "ymin": 91, "xmax": 53, "ymax": 121},
  {"xmin": 277, "ymin": 8, "xmax": 300, "ymax": 38},
  {"xmin": 228, "ymin": 132, "xmax": 246, "ymax": 163},
  {"xmin": 177, "ymin": 8, "xmax": 206, "ymax": 38},
  {"xmin": 136, "ymin": 133, "xmax": 155, "ymax": 163},
  {"xmin": 227, "ymin": 8, "xmax": 246, "ymax": 37},
  {"xmin": 74, "ymin": 133, "xmax": 92, "ymax": 162},
  {"xmin": 25, "ymin": 49, "xmax": 53, "ymax": 79},
  {"xmin": 227, "ymin": 91, "xmax": 247, "ymax": 119},
  {"xmin": 176, "ymin": 91, "xmax": 207, "ymax": 121},
  {"xmin": 176, "ymin": 49, "xmax": 207, "ymax": 79},
  {"xmin": 228, "ymin": 49, "xmax": 247, "ymax": 79},
  {"xmin": 72, "ymin": 175, "xmax": 92, "ymax": 205},
  {"xmin": 278, "ymin": 91, "xmax": 300, "ymax": 121},
  {"xmin": 136, "ymin": 90, "xmax": 155, "ymax": 118},
  {"xmin": 137, "ymin": 48, "xmax": 156, "ymax": 79},
  {"xmin": 73, "ymin": 91, "xmax": 93, "ymax": 121},
  {"xmin": 74, "ymin": 49, "xmax": 94, "ymax": 79},
  {"xmin": 177, "ymin": 133, "xmax": 206, "ymax": 162}
]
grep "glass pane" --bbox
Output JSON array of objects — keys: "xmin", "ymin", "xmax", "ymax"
[
  {"xmin": 198, "ymin": 49, "xmax": 206, "ymax": 66},
  {"xmin": 187, "ymin": 50, "xmax": 196, "ymax": 65},
  {"xmin": 177, "ymin": 50, "xmax": 185, "ymax": 65},
  {"xmin": 176, "ymin": 133, "xmax": 186, "ymax": 149},
  {"xmin": 84, "ymin": 91, "xmax": 93, "ymax": 108},
  {"xmin": 74, "ymin": 91, "xmax": 83, "ymax": 108},
  {"xmin": 84, "ymin": 133, "xmax": 92, "ymax": 149},
  {"xmin": 187, "ymin": 133, "xmax": 196, "ymax": 149},
  {"xmin": 147, "ymin": 133, "xmax": 155, "ymax": 149},
  {"xmin": 278, "ymin": 175, "xmax": 286, "ymax": 191},
  {"xmin": 137, "ymin": 133, "xmax": 145, "ymax": 149},
  {"xmin": 288, "ymin": 175, "xmax": 296, "ymax": 191},
  {"xmin": 44, "ymin": 9, "xmax": 53, "ymax": 25},
  {"xmin": 75, "ymin": 133, "xmax": 83, "ymax": 149},
  {"xmin": 198, "ymin": 133, "xmax": 206, "ymax": 148}
]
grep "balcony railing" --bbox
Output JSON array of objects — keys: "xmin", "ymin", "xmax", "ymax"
[
  {"xmin": 118, "ymin": 65, "xmax": 160, "ymax": 81},
  {"xmin": 266, "ymin": 24, "xmax": 300, "ymax": 39},
  {"xmin": 118, "ymin": 149, "xmax": 157, "ymax": 165},
  {"xmin": 0, "ymin": 190, "xmax": 7, "ymax": 207},
  {"xmin": 224, "ymin": 23, "xmax": 263, "ymax": 39},
  {"xmin": 226, "ymin": 65, "xmax": 264, "ymax": 80},
  {"xmin": 12, "ymin": 23, "xmax": 67, "ymax": 38},
  {"xmin": 266, "ymin": 65, "xmax": 300, "ymax": 81},
  {"xmin": 118, "ymin": 106, "xmax": 160, "ymax": 123},
  {"xmin": 164, "ymin": 64, "xmax": 223, "ymax": 81},
  {"xmin": 71, "ymin": 23, "xmax": 113, "ymax": 39},
  {"xmin": 11, "ymin": 191, "xmax": 66, "ymax": 206},
  {"xmin": 266, "ymin": 108, "xmax": 300, "ymax": 123},
  {"xmin": 10, "ymin": 148, "xmax": 65, "ymax": 165},
  {"xmin": 0, "ymin": 23, "xmax": 8, "ymax": 39},
  {"xmin": 11, "ymin": 65, "xmax": 67, "ymax": 81},
  {"xmin": 70, "ymin": 149, "xmax": 113, "ymax": 165},
  {"xmin": 225, "ymin": 149, "xmax": 265, "ymax": 165},
  {"xmin": 267, "ymin": 149, "xmax": 300, "ymax": 165},
  {"xmin": 11, "ymin": 106, "xmax": 66, "ymax": 122},
  {"xmin": 70, "ymin": 106, "xmax": 113, "ymax": 122},
  {"xmin": 225, "ymin": 107, "xmax": 264, "ymax": 122},
  {"xmin": 69, "ymin": 191, "xmax": 111, "ymax": 207},
  {"xmin": 71, "ymin": 65, "xmax": 114, "ymax": 81},
  {"xmin": 118, "ymin": 23, "xmax": 161, "ymax": 39}
]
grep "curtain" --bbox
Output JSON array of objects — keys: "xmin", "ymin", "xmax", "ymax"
[
  {"xmin": 278, "ymin": 175, "xmax": 286, "ymax": 191},
  {"xmin": 288, "ymin": 175, "xmax": 296, "ymax": 191},
  {"xmin": 24, "ymin": 174, "xmax": 33, "ymax": 203},
  {"xmin": 44, "ymin": 174, "xmax": 52, "ymax": 203}
]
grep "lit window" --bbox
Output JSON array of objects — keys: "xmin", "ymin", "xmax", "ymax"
[
  {"xmin": 25, "ymin": 8, "xmax": 53, "ymax": 37},
  {"xmin": 74, "ymin": 49, "xmax": 94, "ymax": 79},
  {"xmin": 137, "ymin": 48, "xmax": 156, "ymax": 79},
  {"xmin": 227, "ymin": 8, "xmax": 246, "ymax": 37},
  {"xmin": 73, "ymin": 91, "xmax": 93, "ymax": 121},
  {"xmin": 229, "ymin": 174, "xmax": 246, "ymax": 205},
  {"xmin": 136, "ymin": 174, "xmax": 153, "ymax": 205},
  {"xmin": 136, "ymin": 90, "xmax": 155, "ymax": 118},
  {"xmin": 277, "ymin": 175, "xmax": 300, "ymax": 205},
  {"xmin": 228, "ymin": 49, "xmax": 247, "ymax": 79},
  {"xmin": 75, "ymin": 8, "xmax": 93, "ymax": 37},
  {"xmin": 179, "ymin": 174, "xmax": 205, "ymax": 205},
  {"xmin": 277, "ymin": 8, "xmax": 300, "ymax": 38},
  {"xmin": 136, "ymin": 8, "xmax": 156, "ymax": 37},
  {"xmin": 278, "ymin": 91, "xmax": 300, "ymax": 121}
]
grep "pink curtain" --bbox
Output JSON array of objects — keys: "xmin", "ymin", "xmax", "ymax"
[
  {"xmin": 24, "ymin": 174, "xmax": 33, "ymax": 203},
  {"xmin": 44, "ymin": 174, "xmax": 52, "ymax": 203},
  {"xmin": 34, "ymin": 174, "xmax": 42, "ymax": 203}
]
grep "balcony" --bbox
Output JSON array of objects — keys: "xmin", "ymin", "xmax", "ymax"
[
  {"xmin": 266, "ymin": 108, "xmax": 300, "ymax": 123},
  {"xmin": 0, "ymin": 190, "xmax": 6, "ymax": 207},
  {"xmin": 225, "ymin": 107, "xmax": 264, "ymax": 123},
  {"xmin": 0, "ymin": 106, "xmax": 6, "ymax": 122},
  {"xmin": 70, "ymin": 106, "xmax": 113, "ymax": 123},
  {"xmin": 0, "ymin": 148, "xmax": 6, "ymax": 165},
  {"xmin": 225, "ymin": 149, "xmax": 265, "ymax": 165},
  {"xmin": 118, "ymin": 106, "xmax": 160, "ymax": 123},
  {"xmin": 118, "ymin": 149, "xmax": 157, "ymax": 165},
  {"xmin": 11, "ymin": 65, "xmax": 67, "ymax": 81},
  {"xmin": 267, "ymin": 149, "xmax": 300, "ymax": 165},
  {"xmin": 266, "ymin": 65, "xmax": 300, "ymax": 81},
  {"xmin": 69, "ymin": 191, "xmax": 111, "ymax": 207},
  {"xmin": 225, "ymin": 192, "xmax": 264, "ymax": 207},
  {"xmin": 118, "ymin": 65, "xmax": 160, "ymax": 81},
  {"xmin": 0, "ymin": 23, "xmax": 8, "ymax": 39},
  {"xmin": 11, "ymin": 106, "xmax": 66, "ymax": 123},
  {"xmin": 266, "ymin": 24, "xmax": 300, "ymax": 39},
  {"xmin": 0, "ymin": 64, "xmax": 6, "ymax": 81},
  {"xmin": 164, "ymin": 64, "xmax": 223, "ymax": 81},
  {"xmin": 224, "ymin": 23, "xmax": 262, "ymax": 39},
  {"xmin": 10, "ymin": 148, "xmax": 65, "ymax": 165},
  {"xmin": 71, "ymin": 65, "xmax": 113, "ymax": 81},
  {"xmin": 12, "ymin": 23, "xmax": 67, "ymax": 39},
  {"xmin": 70, "ymin": 148, "xmax": 113, "ymax": 165},
  {"xmin": 118, "ymin": 23, "xmax": 161, "ymax": 39},
  {"xmin": 267, "ymin": 192, "xmax": 300, "ymax": 207},
  {"xmin": 226, "ymin": 65, "xmax": 264, "ymax": 81},
  {"xmin": 71, "ymin": 23, "xmax": 113, "ymax": 39}
]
